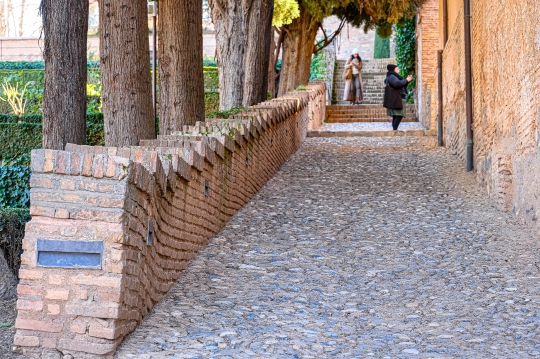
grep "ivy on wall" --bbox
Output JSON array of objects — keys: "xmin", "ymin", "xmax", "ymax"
[{"xmin": 394, "ymin": 18, "xmax": 417, "ymax": 103}]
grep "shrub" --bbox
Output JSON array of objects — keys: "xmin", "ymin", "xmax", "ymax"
[
  {"xmin": 394, "ymin": 19, "xmax": 417, "ymax": 103},
  {"xmin": 309, "ymin": 52, "xmax": 327, "ymax": 81},
  {"xmin": 0, "ymin": 208, "xmax": 31, "ymax": 277}
]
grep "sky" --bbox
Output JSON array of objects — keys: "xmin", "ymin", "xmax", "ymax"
[{"xmin": 2, "ymin": 0, "xmax": 41, "ymax": 37}]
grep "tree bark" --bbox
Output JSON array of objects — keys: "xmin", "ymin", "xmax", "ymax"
[
  {"xmin": 267, "ymin": 30, "xmax": 276, "ymax": 99},
  {"xmin": 278, "ymin": 6, "xmax": 318, "ymax": 96},
  {"xmin": 209, "ymin": 0, "xmax": 246, "ymax": 110},
  {"xmin": 159, "ymin": 0, "xmax": 205, "ymax": 133},
  {"xmin": 99, "ymin": 0, "xmax": 155, "ymax": 146},
  {"xmin": 242, "ymin": 0, "xmax": 273, "ymax": 106},
  {"xmin": 209, "ymin": 0, "xmax": 274, "ymax": 110},
  {"xmin": 40, "ymin": 0, "xmax": 88, "ymax": 150},
  {"xmin": 18, "ymin": 0, "xmax": 25, "ymax": 36}
]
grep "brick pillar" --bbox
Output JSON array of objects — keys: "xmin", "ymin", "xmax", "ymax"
[{"xmin": 416, "ymin": 0, "xmax": 440, "ymax": 130}]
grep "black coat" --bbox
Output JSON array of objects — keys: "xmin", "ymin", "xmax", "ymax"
[{"xmin": 383, "ymin": 72, "xmax": 408, "ymax": 110}]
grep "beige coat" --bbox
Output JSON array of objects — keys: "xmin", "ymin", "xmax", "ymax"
[{"xmin": 343, "ymin": 58, "xmax": 364, "ymax": 102}]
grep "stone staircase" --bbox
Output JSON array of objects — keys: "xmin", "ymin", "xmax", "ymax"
[
  {"xmin": 306, "ymin": 58, "xmax": 432, "ymax": 137},
  {"xmin": 326, "ymin": 104, "xmax": 417, "ymax": 123},
  {"xmin": 332, "ymin": 58, "xmax": 394, "ymax": 105}
]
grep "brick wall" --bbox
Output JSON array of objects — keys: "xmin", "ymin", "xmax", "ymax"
[
  {"xmin": 12, "ymin": 83, "xmax": 325, "ymax": 358},
  {"xmin": 442, "ymin": 2, "xmax": 540, "ymax": 227},
  {"xmin": 416, "ymin": 0, "xmax": 440, "ymax": 130}
]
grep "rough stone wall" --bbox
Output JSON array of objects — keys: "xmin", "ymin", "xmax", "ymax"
[
  {"xmin": 12, "ymin": 83, "xmax": 325, "ymax": 358},
  {"xmin": 416, "ymin": 0, "xmax": 440, "ymax": 130},
  {"xmin": 442, "ymin": 2, "xmax": 540, "ymax": 225}
]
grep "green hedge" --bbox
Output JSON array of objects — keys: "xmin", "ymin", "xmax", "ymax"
[
  {"xmin": 0, "ymin": 113, "xmax": 105, "ymax": 166},
  {"xmin": 0, "ymin": 208, "xmax": 31, "ymax": 277},
  {"xmin": 0, "ymin": 61, "xmax": 100, "ymax": 70}
]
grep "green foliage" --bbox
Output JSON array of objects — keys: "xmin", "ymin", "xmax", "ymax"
[
  {"xmin": 0, "ymin": 114, "xmax": 105, "ymax": 166},
  {"xmin": 0, "ymin": 70, "xmax": 44, "ymax": 115},
  {"xmin": 0, "ymin": 208, "xmax": 31, "ymax": 276},
  {"xmin": 374, "ymin": 29, "xmax": 390, "ymax": 59},
  {"xmin": 395, "ymin": 18, "xmax": 417, "ymax": 103},
  {"xmin": 273, "ymin": 0, "xmax": 300, "ymax": 27},
  {"xmin": 309, "ymin": 52, "xmax": 327, "ymax": 81},
  {"xmin": 203, "ymin": 55, "xmax": 217, "ymax": 67},
  {"xmin": 0, "ymin": 165, "xmax": 30, "ymax": 208},
  {"xmin": 204, "ymin": 92, "xmax": 220, "ymax": 117},
  {"xmin": 208, "ymin": 106, "xmax": 246, "ymax": 119},
  {"xmin": 0, "ymin": 61, "xmax": 100, "ymax": 70},
  {"xmin": 203, "ymin": 67, "xmax": 219, "ymax": 91}
]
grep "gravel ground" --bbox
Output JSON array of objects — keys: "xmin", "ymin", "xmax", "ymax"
[
  {"xmin": 115, "ymin": 137, "xmax": 540, "ymax": 358},
  {"xmin": 0, "ymin": 297, "xmax": 24, "ymax": 358}
]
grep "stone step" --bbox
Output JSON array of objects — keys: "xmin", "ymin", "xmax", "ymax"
[{"xmin": 326, "ymin": 118, "xmax": 417, "ymax": 123}]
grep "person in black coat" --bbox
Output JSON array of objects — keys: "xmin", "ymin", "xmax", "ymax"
[{"xmin": 383, "ymin": 64, "xmax": 413, "ymax": 130}]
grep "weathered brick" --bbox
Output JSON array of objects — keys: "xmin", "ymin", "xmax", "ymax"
[
  {"xmin": 29, "ymin": 205, "xmax": 56, "ymax": 217},
  {"xmin": 82, "ymin": 153, "xmax": 94, "ymax": 176},
  {"xmin": 59, "ymin": 179, "xmax": 76, "ymax": 191},
  {"xmin": 19, "ymin": 269, "xmax": 44, "ymax": 280},
  {"xmin": 17, "ymin": 285, "xmax": 43, "ymax": 296},
  {"xmin": 65, "ymin": 304, "xmax": 119, "ymax": 318},
  {"xmin": 54, "ymin": 208, "xmax": 69, "ymax": 219},
  {"xmin": 30, "ymin": 149, "xmax": 46, "ymax": 173},
  {"xmin": 48, "ymin": 275, "xmax": 63, "ymax": 285},
  {"xmin": 42, "ymin": 337, "xmax": 56, "ymax": 349},
  {"xmin": 70, "ymin": 152, "xmax": 83, "ymax": 175},
  {"xmin": 70, "ymin": 274, "xmax": 122, "ymax": 288},
  {"xmin": 58, "ymin": 339, "xmax": 117, "ymax": 355},
  {"xmin": 47, "ymin": 304, "xmax": 61, "ymax": 315},
  {"xmin": 17, "ymin": 299, "xmax": 43, "ymax": 311},
  {"xmin": 70, "ymin": 322, "xmax": 87, "ymax": 334},
  {"xmin": 43, "ymin": 150, "xmax": 55, "ymax": 173},
  {"xmin": 93, "ymin": 154, "xmax": 105, "ymax": 178},
  {"xmin": 15, "ymin": 318, "xmax": 63, "ymax": 333},
  {"xmin": 13, "ymin": 335, "xmax": 40, "ymax": 347},
  {"xmin": 55, "ymin": 151, "xmax": 71, "ymax": 174},
  {"xmin": 45, "ymin": 290, "xmax": 69, "ymax": 301}
]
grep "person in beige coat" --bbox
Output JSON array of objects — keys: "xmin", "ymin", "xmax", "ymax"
[{"xmin": 343, "ymin": 48, "xmax": 363, "ymax": 105}]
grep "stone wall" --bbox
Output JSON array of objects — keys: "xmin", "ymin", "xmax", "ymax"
[
  {"xmin": 416, "ymin": 0, "xmax": 440, "ymax": 130},
  {"xmin": 442, "ymin": 2, "xmax": 540, "ymax": 225},
  {"xmin": 12, "ymin": 83, "xmax": 325, "ymax": 358}
]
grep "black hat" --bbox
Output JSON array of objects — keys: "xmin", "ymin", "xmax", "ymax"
[{"xmin": 387, "ymin": 64, "xmax": 398, "ymax": 72}]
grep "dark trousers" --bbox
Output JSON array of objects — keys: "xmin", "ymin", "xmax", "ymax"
[{"xmin": 392, "ymin": 116, "xmax": 403, "ymax": 131}]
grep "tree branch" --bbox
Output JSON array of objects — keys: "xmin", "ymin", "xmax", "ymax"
[{"xmin": 313, "ymin": 18, "xmax": 346, "ymax": 54}]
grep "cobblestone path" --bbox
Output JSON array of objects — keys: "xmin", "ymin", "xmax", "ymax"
[{"xmin": 116, "ymin": 137, "xmax": 540, "ymax": 359}]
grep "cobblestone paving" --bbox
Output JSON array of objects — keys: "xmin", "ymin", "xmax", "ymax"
[
  {"xmin": 116, "ymin": 137, "xmax": 540, "ymax": 359},
  {"xmin": 317, "ymin": 122, "xmax": 426, "ymax": 132}
]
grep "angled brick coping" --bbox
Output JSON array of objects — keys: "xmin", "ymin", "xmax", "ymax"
[{"xmin": 13, "ymin": 83, "xmax": 326, "ymax": 358}]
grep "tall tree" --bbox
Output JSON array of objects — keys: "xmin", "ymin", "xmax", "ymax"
[
  {"xmin": 209, "ymin": 0, "xmax": 274, "ymax": 110},
  {"xmin": 99, "ymin": 0, "xmax": 155, "ymax": 146},
  {"xmin": 159, "ymin": 0, "xmax": 205, "ymax": 134},
  {"xmin": 0, "ymin": 1, "xmax": 7, "ymax": 37},
  {"xmin": 18, "ymin": 0, "xmax": 25, "ymax": 36},
  {"xmin": 40, "ymin": 0, "xmax": 88, "ymax": 150},
  {"xmin": 277, "ymin": 0, "xmax": 424, "ymax": 95}
]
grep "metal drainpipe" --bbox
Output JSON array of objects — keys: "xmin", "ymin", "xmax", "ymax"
[
  {"xmin": 152, "ymin": 15, "xmax": 157, "ymax": 125},
  {"xmin": 464, "ymin": 0, "xmax": 474, "ymax": 172},
  {"xmin": 437, "ymin": 50, "xmax": 443, "ymax": 147},
  {"xmin": 443, "ymin": 0, "xmax": 448, "ymax": 45}
]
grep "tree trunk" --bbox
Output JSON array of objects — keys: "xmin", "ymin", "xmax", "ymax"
[
  {"xmin": 159, "ymin": 0, "xmax": 205, "ymax": 133},
  {"xmin": 278, "ymin": 6, "xmax": 318, "ymax": 96},
  {"xmin": 0, "ymin": 1, "xmax": 8, "ymax": 40},
  {"xmin": 267, "ymin": 30, "xmax": 276, "ymax": 99},
  {"xmin": 40, "ymin": 0, "xmax": 88, "ymax": 150},
  {"xmin": 242, "ymin": 0, "xmax": 273, "ymax": 106},
  {"xmin": 209, "ymin": 0, "xmax": 246, "ymax": 110},
  {"xmin": 18, "ymin": 0, "xmax": 25, "ymax": 36},
  {"xmin": 99, "ymin": 0, "xmax": 155, "ymax": 146}
]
